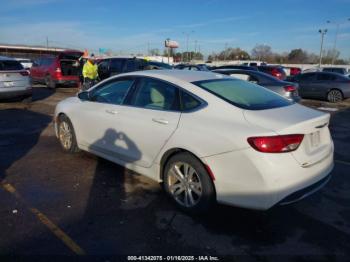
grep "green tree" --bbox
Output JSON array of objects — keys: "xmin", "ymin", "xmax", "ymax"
[{"xmin": 287, "ymin": 49, "xmax": 308, "ymax": 63}]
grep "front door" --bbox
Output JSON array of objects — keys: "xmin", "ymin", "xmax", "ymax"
[{"xmin": 71, "ymin": 77, "xmax": 136, "ymax": 154}]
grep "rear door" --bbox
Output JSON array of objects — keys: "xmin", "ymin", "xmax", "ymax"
[
  {"xmin": 297, "ymin": 73, "xmax": 317, "ymax": 98},
  {"xmin": 314, "ymin": 73, "xmax": 337, "ymax": 98},
  {"xmin": 116, "ymin": 77, "xmax": 181, "ymax": 167}
]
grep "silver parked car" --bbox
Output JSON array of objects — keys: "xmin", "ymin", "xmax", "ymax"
[
  {"xmin": 293, "ymin": 72, "xmax": 350, "ymax": 102},
  {"xmin": 212, "ymin": 68, "xmax": 300, "ymax": 102},
  {"xmin": 0, "ymin": 56, "xmax": 32, "ymax": 101}
]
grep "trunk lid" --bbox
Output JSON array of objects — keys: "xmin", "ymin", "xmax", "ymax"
[
  {"xmin": 0, "ymin": 71, "xmax": 28, "ymax": 88},
  {"xmin": 243, "ymin": 104, "xmax": 333, "ymax": 167}
]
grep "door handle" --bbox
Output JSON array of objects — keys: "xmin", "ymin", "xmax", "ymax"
[
  {"xmin": 105, "ymin": 109, "xmax": 118, "ymax": 115},
  {"xmin": 152, "ymin": 118, "xmax": 168, "ymax": 125}
]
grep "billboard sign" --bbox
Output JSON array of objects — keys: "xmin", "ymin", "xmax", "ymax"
[{"xmin": 165, "ymin": 40, "xmax": 179, "ymax": 48}]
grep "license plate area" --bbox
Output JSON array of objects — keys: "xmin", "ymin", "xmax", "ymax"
[
  {"xmin": 3, "ymin": 81, "xmax": 14, "ymax": 87},
  {"xmin": 310, "ymin": 131, "xmax": 320, "ymax": 148}
]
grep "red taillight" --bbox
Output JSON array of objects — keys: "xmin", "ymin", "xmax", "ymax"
[
  {"xmin": 20, "ymin": 71, "xmax": 29, "ymax": 76},
  {"xmin": 290, "ymin": 68, "xmax": 301, "ymax": 75},
  {"xmin": 55, "ymin": 67, "xmax": 61, "ymax": 73},
  {"xmin": 271, "ymin": 68, "xmax": 283, "ymax": 79},
  {"xmin": 247, "ymin": 134, "xmax": 304, "ymax": 153},
  {"xmin": 284, "ymin": 85, "xmax": 296, "ymax": 92}
]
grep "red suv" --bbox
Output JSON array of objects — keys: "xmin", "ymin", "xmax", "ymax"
[
  {"xmin": 30, "ymin": 50, "xmax": 83, "ymax": 88},
  {"xmin": 257, "ymin": 65, "xmax": 287, "ymax": 80}
]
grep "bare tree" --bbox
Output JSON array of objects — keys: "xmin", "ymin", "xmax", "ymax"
[{"xmin": 251, "ymin": 44, "xmax": 273, "ymax": 61}]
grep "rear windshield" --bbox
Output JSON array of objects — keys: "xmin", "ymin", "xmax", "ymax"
[
  {"xmin": 59, "ymin": 52, "xmax": 82, "ymax": 60},
  {"xmin": 192, "ymin": 78, "xmax": 293, "ymax": 110},
  {"xmin": 0, "ymin": 60, "xmax": 24, "ymax": 71}
]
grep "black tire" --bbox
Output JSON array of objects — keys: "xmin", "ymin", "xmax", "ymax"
[
  {"xmin": 163, "ymin": 152, "xmax": 216, "ymax": 213},
  {"xmin": 45, "ymin": 75, "xmax": 56, "ymax": 89},
  {"xmin": 327, "ymin": 89, "xmax": 343, "ymax": 103},
  {"xmin": 57, "ymin": 115, "xmax": 80, "ymax": 153}
]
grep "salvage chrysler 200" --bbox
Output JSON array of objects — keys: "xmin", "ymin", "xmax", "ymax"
[{"xmin": 54, "ymin": 70, "xmax": 334, "ymax": 212}]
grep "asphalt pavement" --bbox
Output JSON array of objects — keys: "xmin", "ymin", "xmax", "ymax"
[{"xmin": 0, "ymin": 86, "xmax": 349, "ymax": 261}]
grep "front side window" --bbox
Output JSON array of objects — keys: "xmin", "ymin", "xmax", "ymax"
[
  {"xmin": 110, "ymin": 59, "xmax": 123, "ymax": 72},
  {"xmin": 317, "ymin": 73, "xmax": 336, "ymax": 81},
  {"xmin": 192, "ymin": 78, "xmax": 292, "ymax": 110},
  {"xmin": 130, "ymin": 78, "xmax": 179, "ymax": 111},
  {"xmin": 90, "ymin": 79, "xmax": 134, "ymax": 105},
  {"xmin": 299, "ymin": 73, "xmax": 316, "ymax": 82}
]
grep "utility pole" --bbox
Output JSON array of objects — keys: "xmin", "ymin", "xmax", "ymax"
[
  {"xmin": 318, "ymin": 29, "xmax": 327, "ymax": 67},
  {"xmin": 183, "ymin": 31, "xmax": 194, "ymax": 62},
  {"xmin": 327, "ymin": 18, "xmax": 350, "ymax": 65},
  {"xmin": 224, "ymin": 43, "xmax": 228, "ymax": 61},
  {"xmin": 46, "ymin": 36, "xmax": 49, "ymax": 50}
]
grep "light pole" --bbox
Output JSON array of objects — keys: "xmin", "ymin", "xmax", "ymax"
[
  {"xmin": 327, "ymin": 18, "xmax": 350, "ymax": 65},
  {"xmin": 318, "ymin": 29, "xmax": 327, "ymax": 67},
  {"xmin": 182, "ymin": 31, "xmax": 194, "ymax": 62}
]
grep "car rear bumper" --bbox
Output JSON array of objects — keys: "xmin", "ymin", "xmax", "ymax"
[
  {"xmin": 202, "ymin": 142, "xmax": 334, "ymax": 210},
  {"xmin": 0, "ymin": 88, "xmax": 32, "ymax": 99}
]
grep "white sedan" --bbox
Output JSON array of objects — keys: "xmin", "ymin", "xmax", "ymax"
[{"xmin": 54, "ymin": 70, "xmax": 334, "ymax": 212}]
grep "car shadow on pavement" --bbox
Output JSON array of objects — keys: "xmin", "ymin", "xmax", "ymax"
[
  {"xmin": 0, "ymin": 109, "xmax": 52, "ymax": 181},
  {"xmin": 31, "ymin": 86, "xmax": 56, "ymax": 102}
]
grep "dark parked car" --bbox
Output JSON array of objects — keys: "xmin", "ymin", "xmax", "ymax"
[
  {"xmin": 97, "ymin": 57, "xmax": 172, "ymax": 80},
  {"xmin": 174, "ymin": 64, "xmax": 209, "ymax": 71},
  {"xmin": 210, "ymin": 65, "xmax": 258, "ymax": 71},
  {"xmin": 291, "ymin": 72, "xmax": 350, "ymax": 102},
  {"xmin": 213, "ymin": 69, "xmax": 300, "ymax": 102},
  {"xmin": 322, "ymin": 67, "xmax": 348, "ymax": 75},
  {"xmin": 257, "ymin": 65, "xmax": 287, "ymax": 80},
  {"xmin": 30, "ymin": 50, "xmax": 83, "ymax": 88}
]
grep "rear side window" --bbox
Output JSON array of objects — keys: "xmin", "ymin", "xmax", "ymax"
[
  {"xmin": 192, "ymin": 78, "xmax": 292, "ymax": 110},
  {"xmin": 181, "ymin": 91, "xmax": 201, "ymax": 111},
  {"xmin": 125, "ymin": 59, "xmax": 144, "ymax": 72},
  {"xmin": 0, "ymin": 60, "xmax": 23, "ymax": 71}
]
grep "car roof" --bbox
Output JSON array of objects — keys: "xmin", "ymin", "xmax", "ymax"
[
  {"xmin": 0, "ymin": 56, "xmax": 16, "ymax": 61},
  {"xmin": 118, "ymin": 69, "xmax": 230, "ymax": 83}
]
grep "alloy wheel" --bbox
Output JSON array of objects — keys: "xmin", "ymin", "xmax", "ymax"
[
  {"xmin": 59, "ymin": 121, "xmax": 72, "ymax": 150},
  {"xmin": 167, "ymin": 162, "xmax": 202, "ymax": 207},
  {"xmin": 328, "ymin": 90, "xmax": 342, "ymax": 103}
]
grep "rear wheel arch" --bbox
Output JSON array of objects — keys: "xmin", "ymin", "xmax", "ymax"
[
  {"xmin": 162, "ymin": 150, "xmax": 217, "ymax": 213},
  {"xmin": 159, "ymin": 148, "xmax": 211, "ymax": 181}
]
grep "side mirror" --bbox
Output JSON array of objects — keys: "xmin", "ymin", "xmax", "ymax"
[{"xmin": 78, "ymin": 91, "xmax": 90, "ymax": 101}]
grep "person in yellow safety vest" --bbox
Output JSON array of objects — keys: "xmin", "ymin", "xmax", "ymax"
[{"xmin": 83, "ymin": 55, "xmax": 98, "ymax": 80}]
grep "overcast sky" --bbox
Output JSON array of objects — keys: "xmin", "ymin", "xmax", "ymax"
[{"xmin": 0, "ymin": 0, "xmax": 349, "ymax": 58}]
